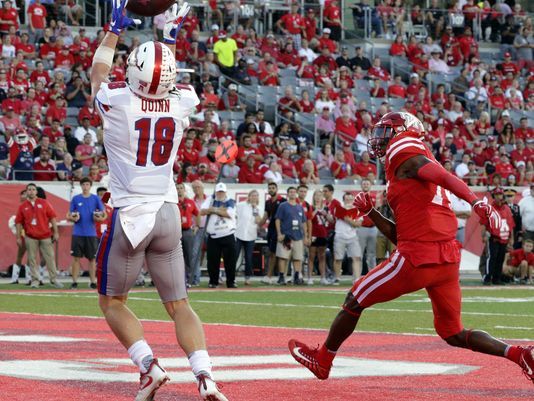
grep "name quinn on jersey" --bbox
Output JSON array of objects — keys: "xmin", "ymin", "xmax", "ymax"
[{"xmin": 141, "ymin": 98, "xmax": 170, "ymax": 113}]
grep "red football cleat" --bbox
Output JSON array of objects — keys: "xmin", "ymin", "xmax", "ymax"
[
  {"xmin": 288, "ymin": 339, "xmax": 331, "ymax": 380},
  {"xmin": 519, "ymin": 346, "xmax": 534, "ymax": 384}
]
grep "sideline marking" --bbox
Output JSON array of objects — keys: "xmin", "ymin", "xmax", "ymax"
[{"xmin": 3, "ymin": 292, "xmax": 534, "ymax": 320}]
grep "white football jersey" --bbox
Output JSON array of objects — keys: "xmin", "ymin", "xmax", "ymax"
[{"xmin": 95, "ymin": 82, "xmax": 199, "ymax": 208}]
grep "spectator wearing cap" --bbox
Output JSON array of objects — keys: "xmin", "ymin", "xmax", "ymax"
[
  {"xmin": 429, "ymin": 50, "xmax": 451, "ymax": 74},
  {"xmin": 313, "ymin": 46, "xmax": 337, "ymax": 71},
  {"xmin": 221, "ymin": 83, "xmax": 244, "ymax": 111},
  {"xmin": 519, "ymin": 185, "xmax": 534, "ymax": 242},
  {"xmin": 213, "ymin": 30, "xmax": 238, "ymax": 77},
  {"xmin": 201, "ymin": 182, "xmax": 238, "ymax": 288},
  {"xmin": 318, "ymin": 28, "xmax": 338, "ymax": 54},
  {"xmin": 315, "ymin": 106, "xmax": 335, "ymax": 144},
  {"xmin": 481, "ymin": 187, "xmax": 515, "ymax": 285},
  {"xmin": 0, "ymin": 105, "xmax": 21, "ymax": 133},
  {"xmin": 500, "ymin": 51, "xmax": 519, "ymax": 76},
  {"xmin": 276, "ymin": 2, "xmax": 305, "ymax": 50}
]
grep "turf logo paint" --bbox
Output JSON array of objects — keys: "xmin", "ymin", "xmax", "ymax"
[{"xmin": 0, "ymin": 355, "xmax": 478, "ymax": 383}]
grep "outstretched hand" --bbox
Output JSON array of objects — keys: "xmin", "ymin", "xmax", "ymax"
[
  {"xmin": 353, "ymin": 191, "xmax": 374, "ymax": 216},
  {"xmin": 473, "ymin": 198, "xmax": 510, "ymax": 242},
  {"xmin": 110, "ymin": 0, "xmax": 141, "ymax": 36},
  {"xmin": 163, "ymin": 1, "xmax": 191, "ymax": 44}
]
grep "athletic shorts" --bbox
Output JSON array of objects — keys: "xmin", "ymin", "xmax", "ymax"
[
  {"xmin": 71, "ymin": 235, "xmax": 98, "ymax": 259},
  {"xmin": 276, "ymin": 239, "xmax": 304, "ymax": 261},
  {"xmin": 334, "ymin": 237, "xmax": 361, "ymax": 260},
  {"xmin": 96, "ymin": 202, "xmax": 187, "ymax": 303},
  {"xmin": 311, "ymin": 237, "xmax": 328, "ymax": 247},
  {"xmin": 347, "ymin": 250, "xmax": 463, "ymax": 339}
]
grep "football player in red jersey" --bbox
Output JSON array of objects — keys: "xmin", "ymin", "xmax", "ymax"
[{"xmin": 289, "ymin": 111, "xmax": 534, "ymax": 384}]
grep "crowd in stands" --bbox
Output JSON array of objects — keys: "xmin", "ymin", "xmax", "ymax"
[{"xmin": 0, "ymin": 0, "xmax": 530, "ymax": 189}]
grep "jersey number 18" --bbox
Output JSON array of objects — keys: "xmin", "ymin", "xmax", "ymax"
[{"xmin": 135, "ymin": 117, "xmax": 176, "ymax": 166}]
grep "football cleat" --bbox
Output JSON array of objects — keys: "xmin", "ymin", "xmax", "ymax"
[
  {"xmin": 288, "ymin": 339, "xmax": 331, "ymax": 380},
  {"xmin": 519, "ymin": 346, "xmax": 534, "ymax": 384},
  {"xmin": 134, "ymin": 358, "xmax": 170, "ymax": 401},
  {"xmin": 197, "ymin": 373, "xmax": 229, "ymax": 401}
]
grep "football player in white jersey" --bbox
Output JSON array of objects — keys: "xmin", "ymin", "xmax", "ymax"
[{"xmin": 90, "ymin": 1, "xmax": 228, "ymax": 400}]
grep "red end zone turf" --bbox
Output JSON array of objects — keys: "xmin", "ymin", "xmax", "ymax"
[{"xmin": 0, "ymin": 313, "xmax": 531, "ymax": 401}]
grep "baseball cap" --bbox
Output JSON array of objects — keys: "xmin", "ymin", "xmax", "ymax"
[
  {"xmin": 62, "ymin": 45, "xmax": 69, "ymax": 50},
  {"xmin": 465, "ymin": 118, "xmax": 474, "ymax": 124},
  {"xmin": 215, "ymin": 182, "xmax": 227, "ymax": 192},
  {"xmin": 502, "ymin": 110, "xmax": 510, "ymax": 117},
  {"xmin": 504, "ymin": 188, "xmax": 517, "ymax": 196},
  {"xmin": 211, "ymin": 24, "xmax": 219, "ymax": 30},
  {"xmin": 504, "ymin": 52, "xmax": 511, "ymax": 57},
  {"xmin": 410, "ymin": 73, "xmax": 419, "ymax": 79},
  {"xmin": 219, "ymin": 30, "xmax": 227, "ymax": 38},
  {"xmin": 516, "ymin": 160, "xmax": 526, "ymax": 168},
  {"xmin": 437, "ymin": 118, "xmax": 445, "ymax": 125},
  {"xmin": 6, "ymin": 105, "xmax": 13, "ymax": 111},
  {"xmin": 492, "ymin": 187, "xmax": 504, "ymax": 195},
  {"xmin": 228, "ymin": 83, "xmax": 237, "ymax": 91},
  {"xmin": 488, "ymin": 136, "xmax": 496, "ymax": 142},
  {"xmin": 445, "ymin": 133, "xmax": 453, "ymax": 138},
  {"xmin": 323, "ymin": 28, "xmax": 331, "ymax": 34},
  {"xmin": 343, "ymin": 141, "xmax": 350, "ymax": 147}
]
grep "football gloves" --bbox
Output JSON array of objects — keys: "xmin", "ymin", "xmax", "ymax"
[
  {"xmin": 353, "ymin": 191, "xmax": 374, "ymax": 216},
  {"xmin": 110, "ymin": 0, "xmax": 141, "ymax": 36},
  {"xmin": 163, "ymin": 1, "xmax": 191, "ymax": 44},
  {"xmin": 473, "ymin": 199, "xmax": 510, "ymax": 242}
]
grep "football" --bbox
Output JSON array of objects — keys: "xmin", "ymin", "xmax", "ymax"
[{"xmin": 125, "ymin": 0, "xmax": 176, "ymax": 17}]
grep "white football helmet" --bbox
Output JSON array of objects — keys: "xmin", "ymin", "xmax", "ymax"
[{"xmin": 126, "ymin": 41, "xmax": 176, "ymax": 99}]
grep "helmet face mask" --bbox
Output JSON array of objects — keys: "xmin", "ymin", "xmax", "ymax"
[
  {"xmin": 126, "ymin": 41, "xmax": 177, "ymax": 100},
  {"xmin": 368, "ymin": 112, "xmax": 425, "ymax": 160}
]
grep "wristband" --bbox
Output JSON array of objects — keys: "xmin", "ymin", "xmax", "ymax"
[{"xmin": 92, "ymin": 46, "xmax": 115, "ymax": 68}]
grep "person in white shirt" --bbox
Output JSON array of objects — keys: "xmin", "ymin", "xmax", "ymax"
[
  {"xmin": 333, "ymin": 192, "xmax": 363, "ymax": 284},
  {"xmin": 264, "ymin": 161, "xmax": 283, "ymax": 184},
  {"xmin": 89, "ymin": 3, "xmax": 228, "ymax": 400},
  {"xmin": 465, "ymin": 78, "xmax": 488, "ymax": 103},
  {"xmin": 450, "ymin": 193, "xmax": 472, "ymax": 244},
  {"xmin": 235, "ymin": 190, "xmax": 262, "ymax": 285},
  {"xmin": 455, "ymin": 153, "xmax": 471, "ymax": 179},
  {"xmin": 298, "ymin": 38, "xmax": 317, "ymax": 63},
  {"xmin": 429, "ymin": 51, "xmax": 451, "ymax": 74},
  {"xmin": 519, "ymin": 184, "xmax": 534, "ymax": 241},
  {"xmin": 73, "ymin": 117, "xmax": 98, "ymax": 145},
  {"xmin": 201, "ymin": 182, "xmax": 238, "ymax": 288}
]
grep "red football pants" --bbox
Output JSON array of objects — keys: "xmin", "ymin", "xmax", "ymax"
[{"xmin": 349, "ymin": 250, "xmax": 463, "ymax": 339}]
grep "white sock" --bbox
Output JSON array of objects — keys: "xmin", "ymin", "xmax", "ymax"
[
  {"xmin": 128, "ymin": 340, "xmax": 153, "ymax": 373},
  {"xmin": 188, "ymin": 350, "xmax": 213, "ymax": 379}
]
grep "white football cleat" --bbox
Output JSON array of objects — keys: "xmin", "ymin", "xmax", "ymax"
[
  {"xmin": 134, "ymin": 358, "xmax": 170, "ymax": 401},
  {"xmin": 197, "ymin": 373, "xmax": 229, "ymax": 401}
]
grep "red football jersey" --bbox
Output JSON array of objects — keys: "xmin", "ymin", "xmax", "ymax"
[{"xmin": 385, "ymin": 133, "xmax": 460, "ymax": 266}]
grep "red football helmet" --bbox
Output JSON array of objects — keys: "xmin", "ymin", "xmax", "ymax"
[{"xmin": 368, "ymin": 111, "xmax": 425, "ymax": 158}]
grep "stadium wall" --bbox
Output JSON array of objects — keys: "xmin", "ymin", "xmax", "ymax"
[{"xmin": 0, "ymin": 182, "xmax": 526, "ymax": 272}]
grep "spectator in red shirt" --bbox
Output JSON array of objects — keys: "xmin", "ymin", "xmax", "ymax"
[
  {"xmin": 279, "ymin": 148, "xmax": 297, "ymax": 179},
  {"xmin": 276, "ymin": 2, "xmax": 305, "ymax": 49},
  {"xmin": 503, "ymin": 239, "xmax": 534, "ymax": 284},
  {"xmin": 75, "ymin": 133, "xmax": 96, "ymax": 172},
  {"xmin": 33, "ymin": 149, "xmax": 56, "ymax": 181},
  {"xmin": 515, "ymin": 117, "xmax": 532, "ymax": 141},
  {"xmin": 41, "ymin": 119, "xmax": 63, "ymax": 143},
  {"xmin": 238, "ymin": 155, "xmax": 264, "ymax": 183},
  {"xmin": 178, "ymin": 137, "xmax": 200, "ymax": 165},
  {"xmin": 387, "ymin": 74, "xmax": 407, "ymax": 99},
  {"xmin": 367, "ymin": 56, "xmax": 390, "ymax": 81},
  {"xmin": 15, "ymin": 33, "xmax": 36, "ymax": 59},
  {"xmin": 324, "ymin": 0, "xmax": 342, "ymax": 41},
  {"xmin": 29, "ymin": 60, "xmax": 50, "ymax": 86},
  {"xmin": 259, "ymin": 61, "xmax": 279, "ymax": 86},
  {"xmin": 303, "ymin": 8, "xmax": 317, "ymax": 41},
  {"xmin": 27, "ymin": 0, "xmax": 47, "ymax": 41},
  {"xmin": 331, "ymin": 151, "xmax": 352, "ymax": 179},
  {"xmin": 45, "ymin": 96, "xmax": 67, "ymax": 125},
  {"xmin": 335, "ymin": 113, "xmax": 357, "ymax": 141},
  {"xmin": 318, "ymin": 28, "xmax": 338, "ymax": 53},
  {"xmin": 353, "ymin": 151, "xmax": 377, "ymax": 181},
  {"xmin": 313, "ymin": 47, "xmax": 337, "ymax": 71},
  {"xmin": 78, "ymin": 102, "xmax": 101, "ymax": 127},
  {"xmin": 15, "ymin": 183, "xmax": 62, "ymax": 288},
  {"xmin": 278, "ymin": 86, "xmax": 302, "ymax": 119},
  {"xmin": 0, "ymin": 1, "xmax": 18, "ymax": 33},
  {"xmin": 389, "ymin": 35, "xmax": 407, "ymax": 56},
  {"xmin": 370, "ymin": 77, "xmax": 386, "ymax": 98}
]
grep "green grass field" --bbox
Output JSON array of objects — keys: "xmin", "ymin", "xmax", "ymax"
[{"xmin": 1, "ymin": 284, "xmax": 534, "ymax": 340}]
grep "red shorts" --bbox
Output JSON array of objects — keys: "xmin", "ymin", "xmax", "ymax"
[{"xmin": 349, "ymin": 250, "xmax": 463, "ymax": 339}]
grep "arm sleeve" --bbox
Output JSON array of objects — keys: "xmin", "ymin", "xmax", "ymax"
[{"xmin": 417, "ymin": 160, "xmax": 478, "ymax": 205}]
